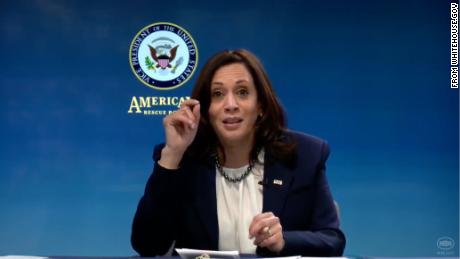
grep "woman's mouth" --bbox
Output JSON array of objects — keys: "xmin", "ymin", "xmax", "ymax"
[{"xmin": 222, "ymin": 117, "xmax": 243, "ymax": 130}]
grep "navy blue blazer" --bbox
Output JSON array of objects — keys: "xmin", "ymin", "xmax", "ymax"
[{"xmin": 131, "ymin": 131, "xmax": 345, "ymax": 257}]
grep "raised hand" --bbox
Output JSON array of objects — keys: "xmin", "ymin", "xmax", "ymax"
[{"xmin": 158, "ymin": 99, "xmax": 200, "ymax": 169}]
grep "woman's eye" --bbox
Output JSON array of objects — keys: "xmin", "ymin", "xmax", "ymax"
[
  {"xmin": 237, "ymin": 88, "xmax": 249, "ymax": 96},
  {"xmin": 211, "ymin": 90, "xmax": 223, "ymax": 98}
]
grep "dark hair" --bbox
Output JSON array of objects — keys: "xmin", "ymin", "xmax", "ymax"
[{"xmin": 188, "ymin": 49, "xmax": 296, "ymax": 166}]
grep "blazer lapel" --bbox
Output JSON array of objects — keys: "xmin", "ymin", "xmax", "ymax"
[
  {"xmin": 262, "ymin": 152, "xmax": 294, "ymax": 217},
  {"xmin": 193, "ymin": 157, "xmax": 219, "ymax": 249}
]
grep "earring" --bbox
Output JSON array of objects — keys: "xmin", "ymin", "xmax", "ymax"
[{"xmin": 257, "ymin": 113, "xmax": 263, "ymax": 122}]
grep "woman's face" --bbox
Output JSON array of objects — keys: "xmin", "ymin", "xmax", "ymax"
[{"xmin": 208, "ymin": 63, "xmax": 261, "ymax": 147}]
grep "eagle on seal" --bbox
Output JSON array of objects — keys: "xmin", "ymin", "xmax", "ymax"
[{"xmin": 148, "ymin": 45, "xmax": 179, "ymax": 69}]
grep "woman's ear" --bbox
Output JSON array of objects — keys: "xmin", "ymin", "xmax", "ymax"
[{"xmin": 256, "ymin": 105, "xmax": 264, "ymax": 123}]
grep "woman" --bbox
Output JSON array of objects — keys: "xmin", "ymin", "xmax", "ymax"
[{"xmin": 131, "ymin": 49, "xmax": 346, "ymax": 257}]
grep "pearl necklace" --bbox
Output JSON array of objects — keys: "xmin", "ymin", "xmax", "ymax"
[{"xmin": 215, "ymin": 156, "xmax": 256, "ymax": 183}]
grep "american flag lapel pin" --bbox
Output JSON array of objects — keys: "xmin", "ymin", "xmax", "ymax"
[{"xmin": 273, "ymin": 179, "xmax": 283, "ymax": 186}]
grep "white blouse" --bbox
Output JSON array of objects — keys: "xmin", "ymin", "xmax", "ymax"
[{"xmin": 216, "ymin": 150, "xmax": 265, "ymax": 253}]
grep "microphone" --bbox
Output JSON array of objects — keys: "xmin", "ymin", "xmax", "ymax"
[
  {"xmin": 258, "ymin": 179, "xmax": 283, "ymax": 187},
  {"xmin": 258, "ymin": 179, "xmax": 269, "ymax": 186}
]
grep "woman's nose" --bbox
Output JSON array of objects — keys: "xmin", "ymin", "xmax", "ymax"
[{"xmin": 224, "ymin": 93, "xmax": 238, "ymax": 112}]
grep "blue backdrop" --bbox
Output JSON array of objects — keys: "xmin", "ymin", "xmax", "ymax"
[{"xmin": 0, "ymin": 0, "xmax": 458, "ymax": 257}]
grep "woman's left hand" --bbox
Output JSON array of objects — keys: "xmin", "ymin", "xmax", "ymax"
[{"xmin": 249, "ymin": 212, "xmax": 285, "ymax": 253}]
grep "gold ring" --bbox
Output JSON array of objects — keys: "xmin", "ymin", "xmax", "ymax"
[{"xmin": 263, "ymin": 226, "xmax": 272, "ymax": 236}]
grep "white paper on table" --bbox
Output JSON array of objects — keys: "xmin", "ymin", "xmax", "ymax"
[
  {"xmin": 0, "ymin": 256, "xmax": 48, "ymax": 259},
  {"xmin": 259, "ymin": 256, "xmax": 301, "ymax": 259},
  {"xmin": 175, "ymin": 248, "xmax": 239, "ymax": 259},
  {"xmin": 262, "ymin": 257, "xmax": 348, "ymax": 259}
]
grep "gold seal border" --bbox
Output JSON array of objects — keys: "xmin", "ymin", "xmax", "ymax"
[{"xmin": 128, "ymin": 22, "xmax": 199, "ymax": 91}]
